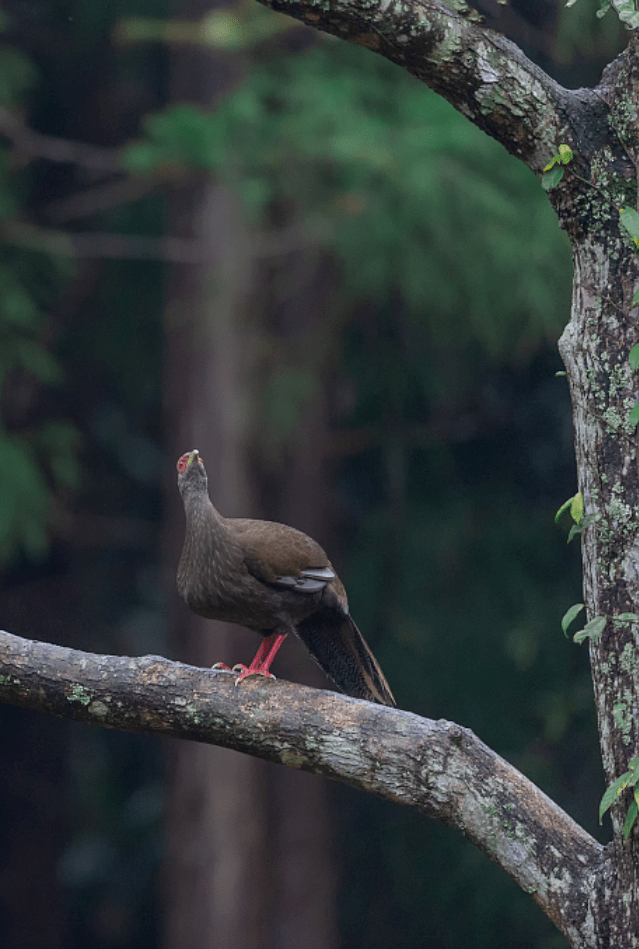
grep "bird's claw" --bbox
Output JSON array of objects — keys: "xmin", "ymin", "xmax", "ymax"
[
  {"xmin": 210, "ymin": 662, "xmax": 276, "ymax": 685},
  {"xmin": 234, "ymin": 668, "xmax": 277, "ymax": 687}
]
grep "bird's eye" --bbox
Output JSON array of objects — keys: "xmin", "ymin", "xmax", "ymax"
[{"xmin": 177, "ymin": 455, "xmax": 190, "ymax": 472}]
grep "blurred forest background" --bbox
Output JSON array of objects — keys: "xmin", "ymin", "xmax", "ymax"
[{"xmin": 0, "ymin": 1, "xmax": 628, "ymax": 947}]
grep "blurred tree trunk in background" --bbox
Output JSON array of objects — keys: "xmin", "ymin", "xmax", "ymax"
[
  {"xmin": 161, "ymin": 3, "xmax": 338, "ymax": 947},
  {"xmin": 257, "ymin": 251, "xmax": 341, "ymax": 949},
  {"xmin": 163, "ymin": 176, "xmax": 269, "ymax": 949}
]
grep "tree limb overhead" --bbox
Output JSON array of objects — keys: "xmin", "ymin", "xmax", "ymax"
[
  {"xmin": 0, "ymin": 627, "xmax": 602, "ymax": 944},
  {"xmin": 253, "ymin": 0, "xmax": 606, "ymax": 174}
]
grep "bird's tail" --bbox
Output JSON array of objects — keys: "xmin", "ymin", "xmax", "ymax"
[{"xmin": 296, "ymin": 610, "xmax": 395, "ymax": 706}]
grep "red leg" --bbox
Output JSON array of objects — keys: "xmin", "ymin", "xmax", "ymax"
[{"xmin": 235, "ymin": 633, "xmax": 287, "ymax": 685}]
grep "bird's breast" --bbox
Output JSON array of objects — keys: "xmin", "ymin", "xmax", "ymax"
[{"xmin": 177, "ymin": 511, "xmax": 336, "ymax": 631}]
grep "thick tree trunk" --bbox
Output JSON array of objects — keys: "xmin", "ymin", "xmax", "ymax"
[{"xmin": 558, "ymin": 238, "xmax": 639, "ymax": 945}]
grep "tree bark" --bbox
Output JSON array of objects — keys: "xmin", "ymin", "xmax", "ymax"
[
  {"xmin": 0, "ymin": 627, "xmax": 604, "ymax": 947},
  {"xmin": 558, "ymin": 222, "xmax": 639, "ymax": 945}
]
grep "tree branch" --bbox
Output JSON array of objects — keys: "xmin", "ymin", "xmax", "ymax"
[
  {"xmin": 0, "ymin": 106, "xmax": 122, "ymax": 173},
  {"xmin": 0, "ymin": 627, "xmax": 602, "ymax": 945},
  {"xmin": 253, "ymin": 0, "xmax": 609, "ymax": 174}
]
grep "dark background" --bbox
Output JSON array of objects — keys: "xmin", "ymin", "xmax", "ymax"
[{"xmin": 0, "ymin": 1, "xmax": 626, "ymax": 947}]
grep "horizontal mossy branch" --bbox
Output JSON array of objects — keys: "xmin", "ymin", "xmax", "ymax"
[
  {"xmin": 254, "ymin": 0, "xmax": 607, "ymax": 174},
  {"xmin": 0, "ymin": 627, "xmax": 602, "ymax": 945}
]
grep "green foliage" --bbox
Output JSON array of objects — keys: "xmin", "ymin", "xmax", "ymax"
[
  {"xmin": 564, "ymin": 0, "xmax": 639, "ymax": 29},
  {"xmin": 555, "ymin": 491, "xmax": 583, "ymax": 525},
  {"xmin": 555, "ymin": 491, "xmax": 596, "ymax": 543},
  {"xmin": 0, "ymin": 423, "xmax": 79, "ymax": 561},
  {"xmin": 0, "ymin": 248, "xmax": 81, "ymax": 561},
  {"xmin": 555, "ymin": 497, "xmax": 608, "ymax": 642},
  {"xmin": 562, "ymin": 606, "xmax": 639, "ymax": 644},
  {"xmin": 561, "ymin": 602, "xmax": 584, "ymax": 636},
  {"xmin": 0, "ymin": 39, "xmax": 79, "ymax": 563},
  {"xmin": 573, "ymin": 614, "xmax": 607, "ymax": 644},
  {"xmin": 123, "ymin": 104, "xmax": 227, "ymax": 172},
  {"xmin": 619, "ymin": 206, "xmax": 639, "ymax": 245},
  {"xmin": 542, "ymin": 144, "xmax": 573, "ymax": 191},
  {"xmin": 606, "ymin": 0, "xmax": 639, "ymax": 28},
  {"xmin": 600, "ymin": 755, "xmax": 639, "ymax": 838},
  {"xmin": 626, "ymin": 333, "xmax": 639, "ymax": 427},
  {"xmin": 541, "ymin": 164, "xmax": 565, "ymax": 191},
  {"xmin": 128, "ymin": 40, "xmax": 571, "ymax": 367}
]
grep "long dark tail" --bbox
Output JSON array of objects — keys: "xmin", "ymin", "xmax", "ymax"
[{"xmin": 296, "ymin": 609, "xmax": 395, "ymax": 706}]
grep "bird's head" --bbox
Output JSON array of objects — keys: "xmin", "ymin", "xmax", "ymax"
[{"xmin": 176, "ymin": 449, "xmax": 207, "ymax": 496}]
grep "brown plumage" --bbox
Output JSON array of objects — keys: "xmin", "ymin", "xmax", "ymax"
[{"xmin": 176, "ymin": 449, "xmax": 395, "ymax": 706}]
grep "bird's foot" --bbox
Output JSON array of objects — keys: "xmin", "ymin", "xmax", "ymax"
[
  {"xmin": 211, "ymin": 662, "xmax": 233, "ymax": 671},
  {"xmin": 231, "ymin": 633, "xmax": 286, "ymax": 686},
  {"xmin": 234, "ymin": 667, "xmax": 276, "ymax": 686}
]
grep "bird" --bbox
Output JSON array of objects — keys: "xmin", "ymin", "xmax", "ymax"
[{"xmin": 176, "ymin": 449, "xmax": 395, "ymax": 706}]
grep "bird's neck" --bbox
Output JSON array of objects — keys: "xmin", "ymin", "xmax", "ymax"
[
  {"xmin": 180, "ymin": 489, "xmax": 235, "ymax": 565},
  {"xmin": 183, "ymin": 488, "xmax": 223, "ymax": 532}
]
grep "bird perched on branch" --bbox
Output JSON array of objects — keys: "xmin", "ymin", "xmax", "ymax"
[{"xmin": 176, "ymin": 449, "xmax": 395, "ymax": 705}]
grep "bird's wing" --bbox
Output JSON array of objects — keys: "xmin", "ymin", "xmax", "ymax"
[
  {"xmin": 230, "ymin": 517, "xmax": 334, "ymax": 593},
  {"xmin": 269, "ymin": 565, "xmax": 335, "ymax": 593}
]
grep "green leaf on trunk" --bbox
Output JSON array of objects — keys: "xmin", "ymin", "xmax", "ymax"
[
  {"xmin": 599, "ymin": 770, "xmax": 632, "ymax": 823},
  {"xmin": 629, "ymin": 343, "xmax": 639, "ymax": 371},
  {"xmin": 541, "ymin": 166, "xmax": 564, "ymax": 191},
  {"xmin": 558, "ymin": 144, "xmax": 573, "ymax": 164},
  {"xmin": 561, "ymin": 603, "xmax": 584, "ymax": 637},
  {"xmin": 611, "ymin": 0, "xmax": 639, "ymax": 29},
  {"xmin": 555, "ymin": 492, "xmax": 582, "ymax": 523},
  {"xmin": 620, "ymin": 207, "xmax": 639, "ymax": 245},
  {"xmin": 570, "ymin": 492, "xmax": 584, "ymax": 524},
  {"xmin": 573, "ymin": 615, "xmax": 606, "ymax": 644},
  {"xmin": 628, "ymin": 400, "xmax": 639, "ymax": 430},
  {"xmin": 595, "ymin": 1, "xmax": 612, "ymax": 20}
]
